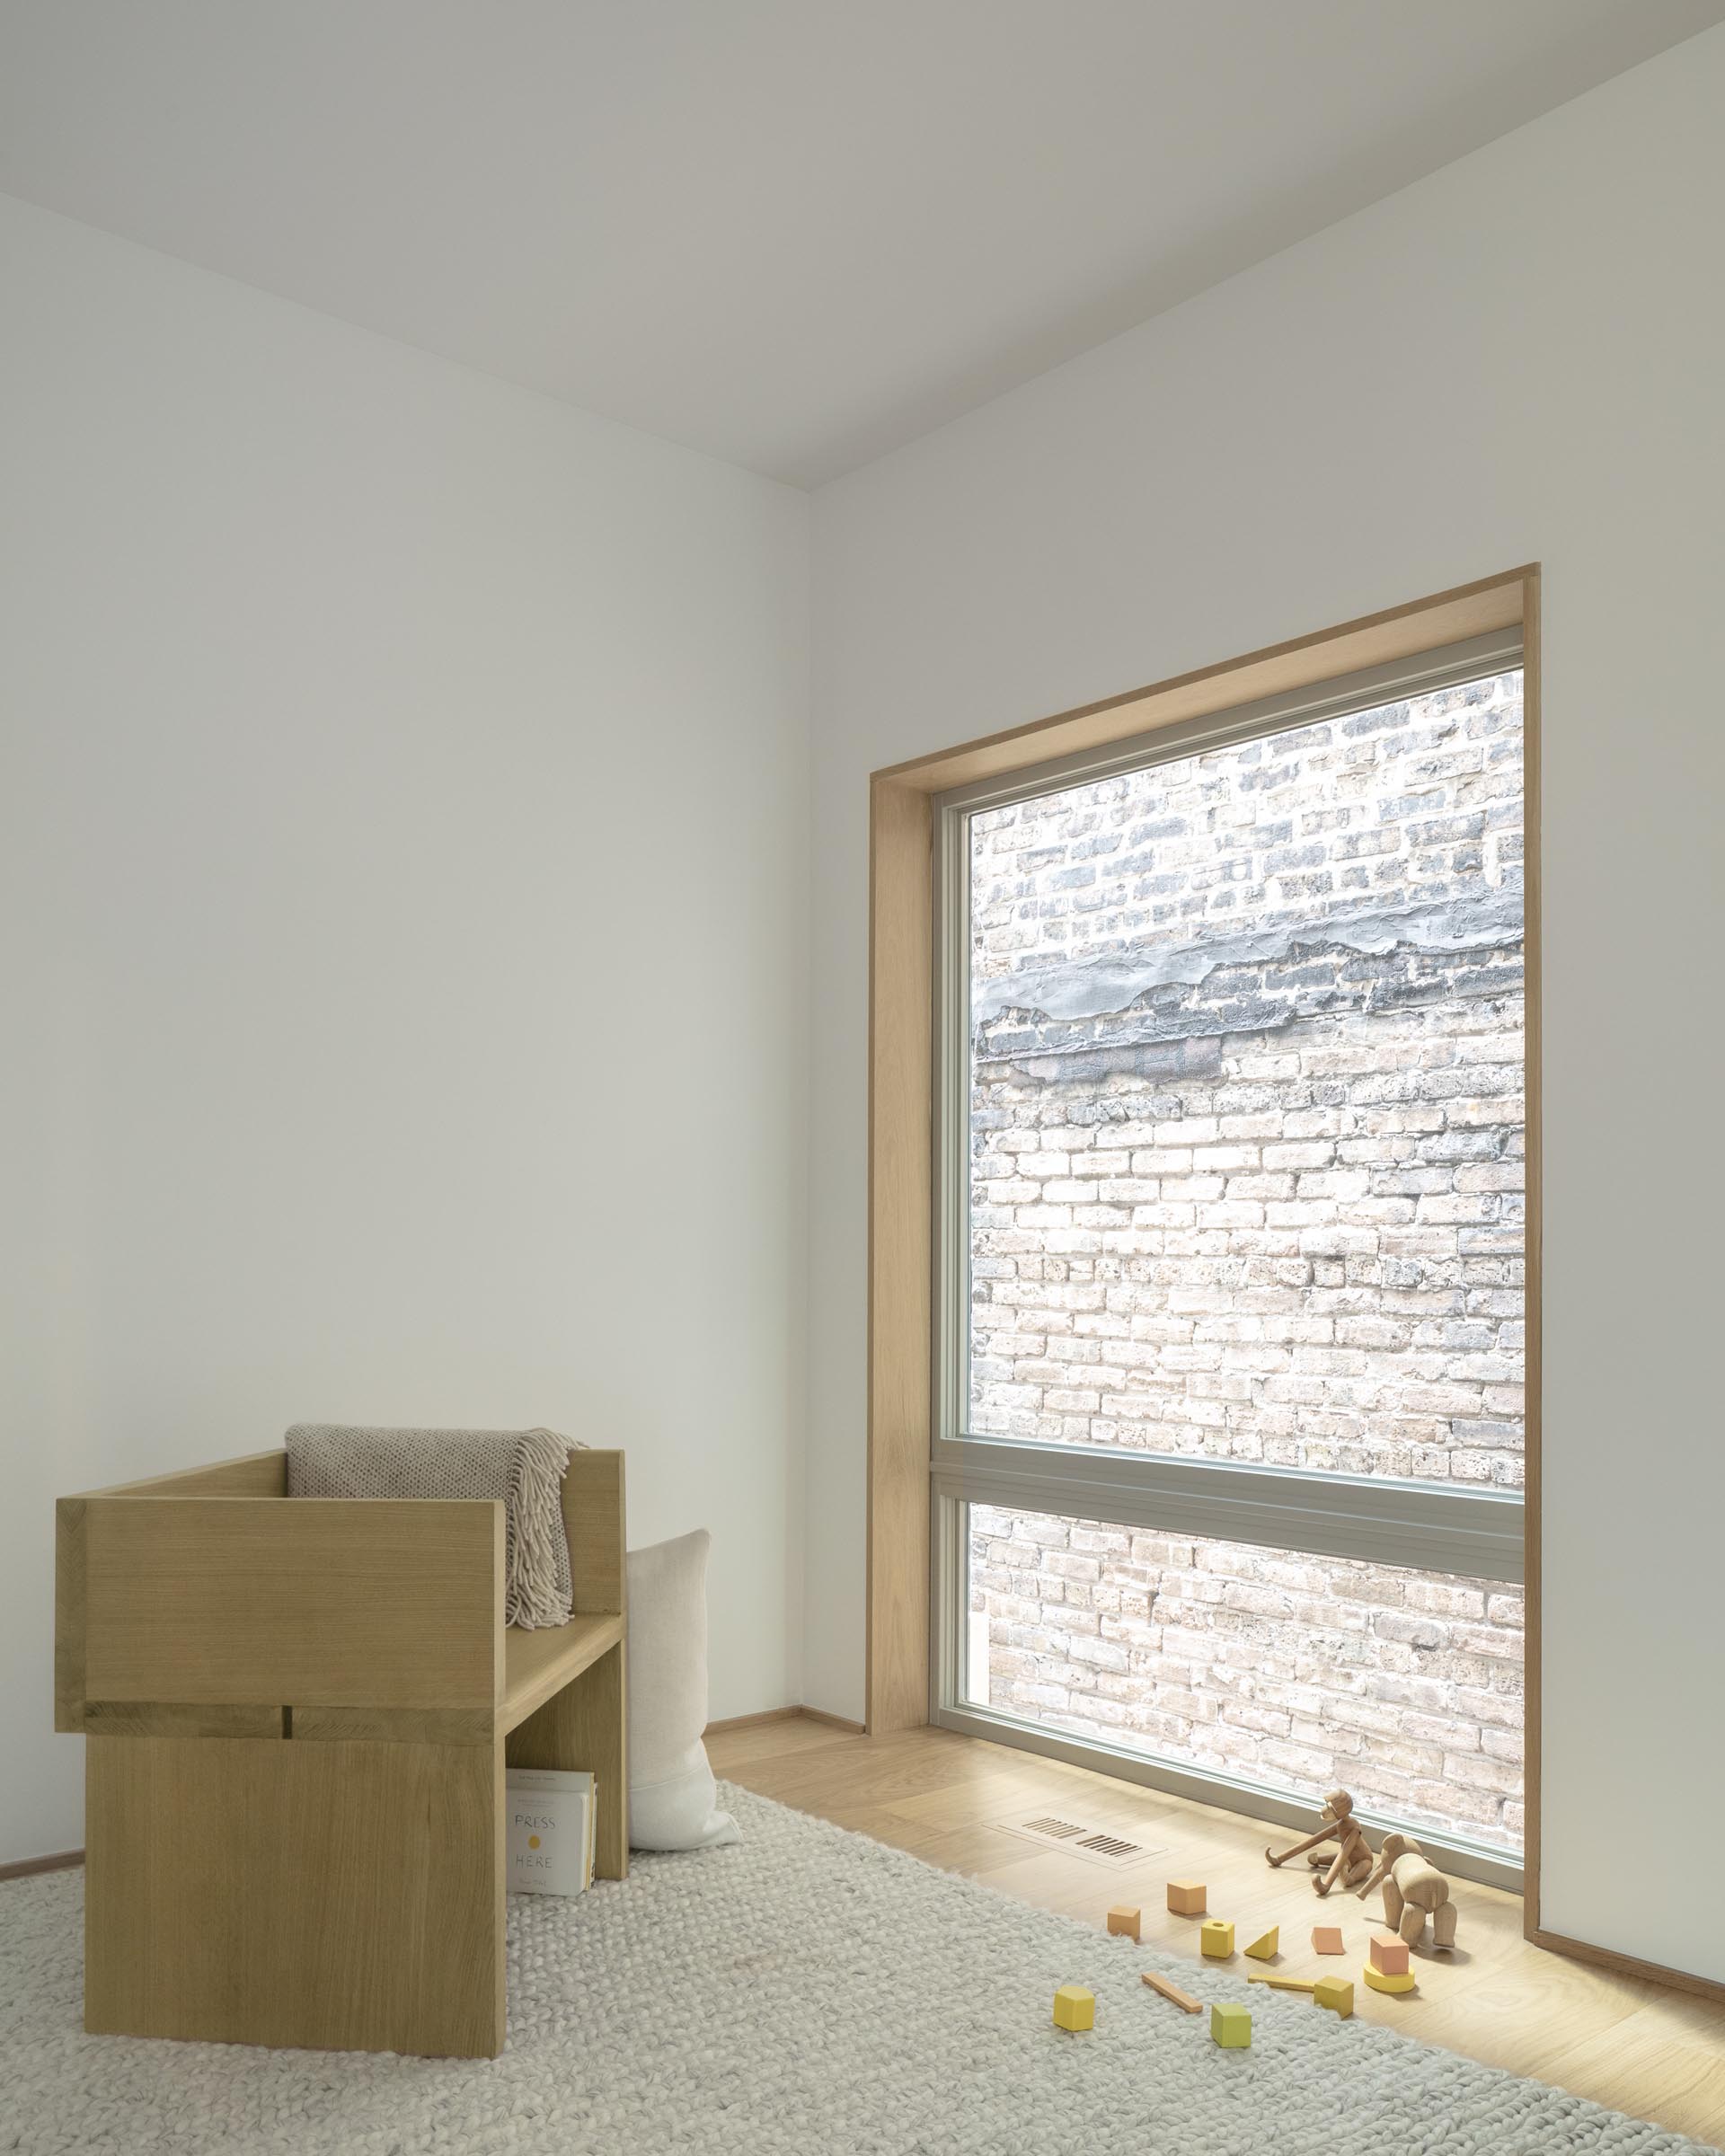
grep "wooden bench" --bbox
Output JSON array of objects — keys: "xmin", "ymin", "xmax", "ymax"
[{"xmin": 55, "ymin": 1445, "xmax": 627, "ymax": 2057}]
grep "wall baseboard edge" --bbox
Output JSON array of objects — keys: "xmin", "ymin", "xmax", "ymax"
[
  {"xmin": 1528, "ymin": 1925, "xmax": 1725, "ymax": 2005},
  {"xmin": 797, "ymin": 1705, "xmax": 868, "ymax": 1734},
  {"xmin": 0, "ymin": 1848, "xmax": 84, "ymax": 1882},
  {"xmin": 705, "ymin": 1704, "xmax": 866, "ymax": 1737}
]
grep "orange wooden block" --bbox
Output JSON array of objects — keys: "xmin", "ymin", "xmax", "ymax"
[
  {"xmin": 1107, "ymin": 1904, "xmax": 1142, "ymax": 1941},
  {"xmin": 1312, "ymin": 1925, "xmax": 1345, "ymax": 1955},
  {"xmin": 1166, "ymin": 1880, "xmax": 1207, "ymax": 1916},
  {"xmin": 1369, "ymin": 1932, "xmax": 1410, "ymax": 1976}
]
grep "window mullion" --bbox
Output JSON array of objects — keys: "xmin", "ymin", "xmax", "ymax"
[{"xmin": 931, "ymin": 1435, "xmax": 1523, "ymax": 1583}]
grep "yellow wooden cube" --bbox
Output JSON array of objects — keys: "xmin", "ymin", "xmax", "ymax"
[
  {"xmin": 1314, "ymin": 1975, "xmax": 1355, "ymax": 2018},
  {"xmin": 1166, "ymin": 1879, "xmax": 1208, "ymax": 1916},
  {"xmin": 1200, "ymin": 1919, "xmax": 1234, "ymax": 1958},
  {"xmin": 1210, "ymin": 2001, "xmax": 1252, "ymax": 2048},
  {"xmin": 1243, "ymin": 1925, "xmax": 1278, "ymax": 1961},
  {"xmin": 1107, "ymin": 1904, "xmax": 1142, "ymax": 1941},
  {"xmin": 1053, "ymin": 1984, "xmax": 1095, "ymax": 2031}
]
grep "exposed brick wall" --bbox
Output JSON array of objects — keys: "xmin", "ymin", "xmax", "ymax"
[
  {"xmin": 964, "ymin": 672, "xmax": 1525, "ymax": 1849},
  {"xmin": 969, "ymin": 672, "xmax": 1525, "ymax": 1485},
  {"xmin": 968, "ymin": 1507, "xmax": 1525, "ymax": 1851}
]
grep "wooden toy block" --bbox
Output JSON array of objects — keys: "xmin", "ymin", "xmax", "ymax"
[
  {"xmin": 1312, "ymin": 1924, "xmax": 1345, "ymax": 1955},
  {"xmin": 1052, "ymin": 1984, "xmax": 1095, "ymax": 2031},
  {"xmin": 1141, "ymin": 1970, "xmax": 1203, "ymax": 2014},
  {"xmin": 1243, "ymin": 1926, "xmax": 1278, "ymax": 1961},
  {"xmin": 1209, "ymin": 2001, "xmax": 1252, "ymax": 2049},
  {"xmin": 1107, "ymin": 1904, "xmax": 1142, "ymax": 1941},
  {"xmin": 1368, "ymin": 1932, "xmax": 1410, "ymax": 1976},
  {"xmin": 1199, "ymin": 1919, "xmax": 1234, "ymax": 1958},
  {"xmin": 1314, "ymin": 1976, "xmax": 1354, "ymax": 2019},
  {"xmin": 1247, "ymin": 1974, "xmax": 1315, "ymax": 1992},
  {"xmin": 1166, "ymin": 1879, "xmax": 1208, "ymax": 1916},
  {"xmin": 1362, "ymin": 1964, "xmax": 1416, "ymax": 1996}
]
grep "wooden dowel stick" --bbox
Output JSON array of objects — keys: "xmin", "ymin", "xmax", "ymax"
[{"xmin": 1141, "ymin": 1970, "xmax": 1204, "ymax": 2013}]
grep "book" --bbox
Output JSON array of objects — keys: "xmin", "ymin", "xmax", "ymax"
[{"xmin": 505, "ymin": 1767, "xmax": 596, "ymax": 1895}]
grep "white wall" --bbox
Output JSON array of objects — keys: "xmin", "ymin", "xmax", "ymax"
[
  {"xmin": 0, "ymin": 194, "xmax": 809, "ymax": 1863},
  {"xmin": 805, "ymin": 28, "xmax": 1725, "ymax": 1982}
]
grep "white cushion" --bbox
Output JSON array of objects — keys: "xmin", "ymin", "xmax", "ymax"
[{"xmin": 626, "ymin": 1530, "xmax": 740, "ymax": 1851}]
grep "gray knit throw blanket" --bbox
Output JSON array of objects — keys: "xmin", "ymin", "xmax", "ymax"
[{"xmin": 285, "ymin": 1424, "xmax": 576, "ymax": 1629}]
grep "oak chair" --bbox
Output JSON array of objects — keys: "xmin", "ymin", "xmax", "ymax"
[{"xmin": 55, "ymin": 1445, "xmax": 627, "ymax": 2057}]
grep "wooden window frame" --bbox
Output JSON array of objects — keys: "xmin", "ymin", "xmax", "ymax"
[{"xmin": 866, "ymin": 565, "xmax": 1561, "ymax": 1930}]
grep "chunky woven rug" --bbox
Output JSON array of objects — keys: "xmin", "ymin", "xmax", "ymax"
[{"xmin": 0, "ymin": 1783, "xmax": 1712, "ymax": 2155}]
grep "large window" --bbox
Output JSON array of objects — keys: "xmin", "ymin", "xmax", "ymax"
[{"xmin": 931, "ymin": 634, "xmax": 1526, "ymax": 1880}]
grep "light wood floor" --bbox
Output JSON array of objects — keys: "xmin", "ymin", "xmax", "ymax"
[{"xmin": 709, "ymin": 1715, "xmax": 1725, "ymax": 2148}]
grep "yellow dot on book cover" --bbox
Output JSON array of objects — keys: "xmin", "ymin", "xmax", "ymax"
[{"xmin": 528, "ymin": 1834, "xmax": 541, "ymax": 1850}]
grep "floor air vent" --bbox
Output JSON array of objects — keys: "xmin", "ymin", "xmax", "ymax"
[
  {"xmin": 1075, "ymin": 1832, "xmax": 1143, "ymax": 1862},
  {"xmin": 1021, "ymin": 1815, "xmax": 1085, "ymax": 1841},
  {"xmin": 995, "ymin": 1815, "xmax": 1163, "ymax": 1869}
]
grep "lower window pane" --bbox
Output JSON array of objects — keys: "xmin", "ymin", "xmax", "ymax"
[{"xmin": 966, "ymin": 1503, "xmax": 1523, "ymax": 1854}]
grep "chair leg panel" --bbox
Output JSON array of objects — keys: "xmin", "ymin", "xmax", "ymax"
[{"xmin": 85, "ymin": 1733, "xmax": 504, "ymax": 2056}]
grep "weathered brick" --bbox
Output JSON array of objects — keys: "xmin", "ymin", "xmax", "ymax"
[{"xmin": 965, "ymin": 672, "xmax": 1525, "ymax": 1851}]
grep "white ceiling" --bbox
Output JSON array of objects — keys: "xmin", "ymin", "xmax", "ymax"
[{"xmin": 2, "ymin": 2, "xmax": 1719, "ymax": 486}]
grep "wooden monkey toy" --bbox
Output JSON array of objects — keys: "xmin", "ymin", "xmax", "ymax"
[
  {"xmin": 1264, "ymin": 1789, "xmax": 1375, "ymax": 1896},
  {"xmin": 1355, "ymin": 1833, "xmax": 1457, "ymax": 1950}
]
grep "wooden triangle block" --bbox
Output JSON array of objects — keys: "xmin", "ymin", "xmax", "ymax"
[{"xmin": 1243, "ymin": 1926, "xmax": 1279, "ymax": 1961}]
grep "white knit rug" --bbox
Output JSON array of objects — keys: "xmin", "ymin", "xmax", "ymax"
[{"xmin": 0, "ymin": 1783, "xmax": 1713, "ymax": 2155}]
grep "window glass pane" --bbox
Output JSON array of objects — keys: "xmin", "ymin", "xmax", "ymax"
[
  {"xmin": 966, "ymin": 1503, "xmax": 1524, "ymax": 1854},
  {"xmin": 967, "ymin": 669, "xmax": 1524, "ymax": 1485}
]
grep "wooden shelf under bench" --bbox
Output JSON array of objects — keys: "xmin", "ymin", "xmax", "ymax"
[
  {"xmin": 56, "ymin": 1443, "xmax": 627, "ymax": 2059},
  {"xmin": 503, "ymin": 1609, "xmax": 625, "ymax": 1732}
]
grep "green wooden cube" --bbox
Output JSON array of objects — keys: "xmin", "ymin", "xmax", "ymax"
[{"xmin": 1209, "ymin": 2001, "xmax": 1252, "ymax": 2049}]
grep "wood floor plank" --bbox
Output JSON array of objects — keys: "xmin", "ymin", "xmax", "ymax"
[{"xmin": 709, "ymin": 1717, "xmax": 1725, "ymax": 2144}]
